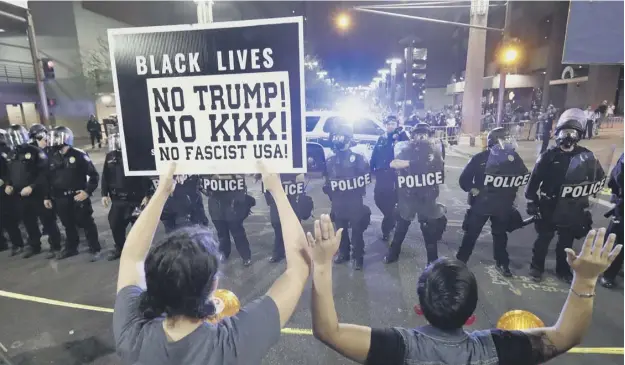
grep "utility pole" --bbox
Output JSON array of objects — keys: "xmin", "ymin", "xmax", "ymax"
[
  {"xmin": 26, "ymin": 11, "xmax": 49, "ymax": 125},
  {"xmin": 196, "ymin": 0, "xmax": 214, "ymax": 24},
  {"xmin": 495, "ymin": 1, "xmax": 513, "ymax": 127}
]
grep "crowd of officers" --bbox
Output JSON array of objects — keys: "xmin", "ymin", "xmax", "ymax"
[{"xmin": 0, "ymin": 107, "xmax": 622, "ymax": 287}]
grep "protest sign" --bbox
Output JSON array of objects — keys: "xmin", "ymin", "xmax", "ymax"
[{"xmin": 108, "ymin": 17, "xmax": 305, "ymax": 176}]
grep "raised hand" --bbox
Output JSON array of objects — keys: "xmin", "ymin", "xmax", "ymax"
[
  {"xmin": 156, "ymin": 163, "xmax": 177, "ymax": 196},
  {"xmin": 306, "ymin": 214, "xmax": 343, "ymax": 266},
  {"xmin": 565, "ymin": 228, "xmax": 622, "ymax": 281},
  {"xmin": 257, "ymin": 161, "xmax": 282, "ymax": 193}
]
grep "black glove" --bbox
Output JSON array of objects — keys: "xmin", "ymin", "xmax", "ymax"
[{"xmin": 526, "ymin": 201, "xmax": 539, "ymax": 216}]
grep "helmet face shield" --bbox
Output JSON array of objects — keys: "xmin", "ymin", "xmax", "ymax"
[
  {"xmin": 555, "ymin": 128, "xmax": 580, "ymax": 148},
  {"xmin": 331, "ymin": 134, "xmax": 350, "ymax": 150},
  {"xmin": 49, "ymin": 130, "xmax": 71, "ymax": 147},
  {"xmin": 493, "ymin": 135, "xmax": 518, "ymax": 151},
  {"xmin": 8, "ymin": 128, "xmax": 28, "ymax": 146}
]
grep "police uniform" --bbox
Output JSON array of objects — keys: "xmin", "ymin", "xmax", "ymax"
[
  {"xmin": 526, "ymin": 109, "xmax": 605, "ymax": 283},
  {"xmin": 386, "ymin": 124, "xmax": 446, "ymax": 265},
  {"xmin": 202, "ymin": 174, "xmax": 253, "ymax": 266},
  {"xmin": 160, "ymin": 175, "xmax": 208, "ymax": 232},
  {"xmin": 5, "ymin": 125, "xmax": 60, "ymax": 258},
  {"xmin": 48, "ymin": 126, "xmax": 101, "ymax": 260},
  {"xmin": 600, "ymin": 153, "xmax": 624, "ymax": 288},
  {"xmin": 262, "ymin": 174, "xmax": 313, "ymax": 262},
  {"xmin": 0, "ymin": 130, "xmax": 24, "ymax": 254},
  {"xmin": 370, "ymin": 124, "xmax": 408, "ymax": 240},
  {"xmin": 456, "ymin": 128, "xmax": 530, "ymax": 276},
  {"xmin": 323, "ymin": 125, "xmax": 371, "ymax": 270},
  {"xmin": 539, "ymin": 107, "xmax": 556, "ymax": 154},
  {"xmin": 101, "ymin": 148, "xmax": 152, "ymax": 260}
]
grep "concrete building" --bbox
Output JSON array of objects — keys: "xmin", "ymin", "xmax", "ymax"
[{"xmin": 446, "ymin": 1, "xmax": 623, "ymax": 116}]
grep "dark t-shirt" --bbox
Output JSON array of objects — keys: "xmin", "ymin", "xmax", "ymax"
[
  {"xmin": 366, "ymin": 327, "xmax": 538, "ymax": 365},
  {"xmin": 113, "ymin": 286, "xmax": 281, "ymax": 365}
]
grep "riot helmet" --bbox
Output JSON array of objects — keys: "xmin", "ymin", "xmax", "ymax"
[
  {"xmin": 330, "ymin": 124, "xmax": 353, "ymax": 151},
  {"xmin": 0, "ymin": 129, "xmax": 11, "ymax": 148},
  {"xmin": 554, "ymin": 108, "xmax": 585, "ymax": 149},
  {"xmin": 410, "ymin": 122, "xmax": 431, "ymax": 141},
  {"xmin": 29, "ymin": 123, "xmax": 49, "ymax": 145},
  {"xmin": 487, "ymin": 127, "xmax": 517, "ymax": 151},
  {"xmin": 384, "ymin": 115, "xmax": 399, "ymax": 132},
  {"xmin": 108, "ymin": 132, "xmax": 122, "ymax": 152},
  {"xmin": 49, "ymin": 126, "xmax": 74, "ymax": 149},
  {"xmin": 8, "ymin": 124, "xmax": 29, "ymax": 146}
]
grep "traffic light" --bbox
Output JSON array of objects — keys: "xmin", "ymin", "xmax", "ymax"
[{"xmin": 42, "ymin": 58, "xmax": 55, "ymax": 79}]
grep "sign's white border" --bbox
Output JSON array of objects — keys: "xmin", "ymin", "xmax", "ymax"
[{"xmin": 107, "ymin": 16, "xmax": 306, "ymax": 176}]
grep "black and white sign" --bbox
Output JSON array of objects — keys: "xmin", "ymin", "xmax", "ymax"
[
  {"xmin": 108, "ymin": 17, "xmax": 306, "ymax": 176},
  {"xmin": 397, "ymin": 172, "xmax": 444, "ymax": 188},
  {"xmin": 484, "ymin": 173, "xmax": 531, "ymax": 188},
  {"xmin": 560, "ymin": 179, "xmax": 606, "ymax": 199}
]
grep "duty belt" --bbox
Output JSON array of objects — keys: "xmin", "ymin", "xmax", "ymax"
[
  {"xmin": 53, "ymin": 190, "xmax": 77, "ymax": 197},
  {"xmin": 111, "ymin": 190, "xmax": 140, "ymax": 200}
]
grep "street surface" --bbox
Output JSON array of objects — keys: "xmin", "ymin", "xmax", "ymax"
[{"xmin": 0, "ymin": 144, "xmax": 622, "ymax": 365}]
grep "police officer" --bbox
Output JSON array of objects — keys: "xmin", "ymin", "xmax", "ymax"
[
  {"xmin": 48, "ymin": 126, "xmax": 102, "ymax": 261},
  {"xmin": 259, "ymin": 173, "xmax": 313, "ymax": 262},
  {"xmin": 323, "ymin": 124, "xmax": 371, "ymax": 270},
  {"xmin": 101, "ymin": 133, "xmax": 152, "ymax": 260},
  {"xmin": 386, "ymin": 123, "xmax": 447, "ymax": 265},
  {"xmin": 538, "ymin": 105, "xmax": 557, "ymax": 154},
  {"xmin": 456, "ymin": 128, "xmax": 530, "ymax": 276},
  {"xmin": 526, "ymin": 108, "xmax": 605, "ymax": 283},
  {"xmin": 160, "ymin": 174, "xmax": 208, "ymax": 232},
  {"xmin": 370, "ymin": 117, "xmax": 408, "ymax": 240},
  {"xmin": 28, "ymin": 124, "xmax": 63, "ymax": 258},
  {"xmin": 4, "ymin": 125, "xmax": 52, "ymax": 258},
  {"xmin": 0, "ymin": 129, "xmax": 24, "ymax": 255},
  {"xmin": 202, "ymin": 174, "xmax": 253, "ymax": 266},
  {"xmin": 600, "ymin": 153, "xmax": 623, "ymax": 288}
]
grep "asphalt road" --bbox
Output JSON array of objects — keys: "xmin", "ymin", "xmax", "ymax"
[{"xmin": 0, "ymin": 148, "xmax": 622, "ymax": 365}]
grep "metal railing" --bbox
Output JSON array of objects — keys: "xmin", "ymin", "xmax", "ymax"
[{"xmin": 0, "ymin": 63, "xmax": 36, "ymax": 84}]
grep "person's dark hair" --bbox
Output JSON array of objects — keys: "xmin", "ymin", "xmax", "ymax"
[
  {"xmin": 139, "ymin": 226, "xmax": 221, "ymax": 320},
  {"xmin": 417, "ymin": 258, "xmax": 478, "ymax": 330}
]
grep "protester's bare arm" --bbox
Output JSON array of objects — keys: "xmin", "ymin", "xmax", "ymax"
[
  {"xmin": 260, "ymin": 163, "xmax": 311, "ymax": 328},
  {"xmin": 520, "ymin": 229, "xmax": 622, "ymax": 363},
  {"xmin": 116, "ymin": 164, "xmax": 176, "ymax": 293},
  {"xmin": 307, "ymin": 216, "xmax": 372, "ymax": 363}
]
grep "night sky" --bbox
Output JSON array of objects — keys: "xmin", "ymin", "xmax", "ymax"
[{"xmin": 82, "ymin": 1, "xmax": 507, "ymax": 87}]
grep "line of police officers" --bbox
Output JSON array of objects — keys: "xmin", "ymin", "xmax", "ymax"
[{"xmin": 0, "ymin": 107, "xmax": 621, "ymax": 286}]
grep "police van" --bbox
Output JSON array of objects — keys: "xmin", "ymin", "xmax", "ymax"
[{"xmin": 305, "ymin": 111, "xmax": 385, "ymax": 171}]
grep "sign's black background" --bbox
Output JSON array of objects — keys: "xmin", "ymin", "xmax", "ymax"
[{"xmin": 110, "ymin": 20, "xmax": 302, "ymax": 173}]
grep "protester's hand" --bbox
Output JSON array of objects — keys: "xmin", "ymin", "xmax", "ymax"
[
  {"xmin": 390, "ymin": 159, "xmax": 409, "ymax": 170},
  {"xmin": 526, "ymin": 201, "xmax": 539, "ymax": 216},
  {"xmin": 20, "ymin": 186, "xmax": 33, "ymax": 197},
  {"xmin": 257, "ymin": 161, "xmax": 281, "ymax": 192},
  {"xmin": 470, "ymin": 188, "xmax": 480, "ymax": 196},
  {"xmin": 102, "ymin": 196, "xmax": 111, "ymax": 208},
  {"xmin": 141, "ymin": 196, "xmax": 149, "ymax": 207},
  {"xmin": 4, "ymin": 185, "xmax": 13, "ymax": 195},
  {"xmin": 565, "ymin": 228, "xmax": 622, "ymax": 281},
  {"xmin": 156, "ymin": 163, "xmax": 177, "ymax": 196},
  {"xmin": 306, "ymin": 214, "xmax": 343, "ymax": 266},
  {"xmin": 44, "ymin": 199, "xmax": 53, "ymax": 209},
  {"xmin": 74, "ymin": 190, "xmax": 88, "ymax": 202}
]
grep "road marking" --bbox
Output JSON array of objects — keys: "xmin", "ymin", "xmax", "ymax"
[{"xmin": 0, "ymin": 289, "xmax": 621, "ymax": 354}]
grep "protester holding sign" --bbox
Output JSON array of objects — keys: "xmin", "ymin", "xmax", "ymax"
[
  {"xmin": 323, "ymin": 124, "xmax": 371, "ymax": 271},
  {"xmin": 203, "ymin": 174, "xmax": 254, "ymax": 266},
  {"xmin": 113, "ymin": 162, "xmax": 313, "ymax": 364}
]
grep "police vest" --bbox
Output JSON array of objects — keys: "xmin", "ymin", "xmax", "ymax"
[
  {"xmin": 560, "ymin": 178, "xmax": 607, "ymax": 198},
  {"xmin": 262, "ymin": 181, "xmax": 304, "ymax": 196},
  {"xmin": 329, "ymin": 174, "xmax": 371, "ymax": 192},
  {"xmin": 397, "ymin": 171, "xmax": 444, "ymax": 188},
  {"xmin": 202, "ymin": 177, "xmax": 245, "ymax": 192},
  {"xmin": 484, "ymin": 173, "xmax": 531, "ymax": 188}
]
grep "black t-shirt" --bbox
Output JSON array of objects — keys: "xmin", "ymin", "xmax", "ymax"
[{"xmin": 366, "ymin": 328, "xmax": 536, "ymax": 365}]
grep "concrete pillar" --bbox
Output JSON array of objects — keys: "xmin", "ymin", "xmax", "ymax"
[
  {"xmin": 541, "ymin": 2, "xmax": 567, "ymax": 109},
  {"xmin": 461, "ymin": 0, "xmax": 489, "ymax": 142},
  {"xmin": 586, "ymin": 65, "xmax": 621, "ymax": 107}
]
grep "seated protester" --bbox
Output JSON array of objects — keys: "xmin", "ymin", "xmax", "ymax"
[
  {"xmin": 113, "ymin": 163, "xmax": 311, "ymax": 365},
  {"xmin": 307, "ymin": 220, "xmax": 621, "ymax": 365}
]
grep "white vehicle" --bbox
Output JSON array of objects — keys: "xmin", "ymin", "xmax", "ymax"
[{"xmin": 305, "ymin": 111, "xmax": 386, "ymax": 171}]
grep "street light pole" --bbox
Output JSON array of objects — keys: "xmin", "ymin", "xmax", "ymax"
[
  {"xmin": 26, "ymin": 11, "xmax": 49, "ymax": 125},
  {"xmin": 495, "ymin": 1, "xmax": 513, "ymax": 127}
]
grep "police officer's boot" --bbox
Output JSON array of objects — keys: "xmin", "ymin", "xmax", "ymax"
[
  {"xmin": 22, "ymin": 246, "xmax": 41, "ymax": 259},
  {"xmin": 107, "ymin": 248, "xmax": 122, "ymax": 261},
  {"xmin": 529, "ymin": 267, "xmax": 543, "ymax": 283},
  {"xmin": 496, "ymin": 264, "xmax": 513, "ymax": 278},
  {"xmin": 10, "ymin": 246, "xmax": 23, "ymax": 257}
]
